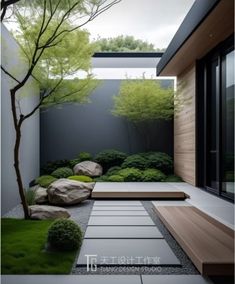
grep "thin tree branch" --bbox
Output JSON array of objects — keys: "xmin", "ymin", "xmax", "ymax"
[
  {"xmin": 1, "ymin": 0, "xmax": 20, "ymax": 9},
  {"xmin": 1, "ymin": 65, "xmax": 21, "ymax": 83},
  {"xmin": 1, "ymin": 5, "xmax": 7, "ymax": 20},
  {"xmin": 22, "ymin": 78, "xmax": 63, "ymax": 120}
]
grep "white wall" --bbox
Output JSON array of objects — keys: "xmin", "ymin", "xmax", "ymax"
[{"xmin": 1, "ymin": 24, "xmax": 40, "ymax": 214}]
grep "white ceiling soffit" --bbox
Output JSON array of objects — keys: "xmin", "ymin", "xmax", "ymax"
[{"xmin": 92, "ymin": 57, "xmax": 161, "ymax": 68}]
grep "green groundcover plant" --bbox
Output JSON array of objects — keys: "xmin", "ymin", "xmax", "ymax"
[{"xmin": 1, "ymin": 219, "xmax": 77, "ymax": 274}]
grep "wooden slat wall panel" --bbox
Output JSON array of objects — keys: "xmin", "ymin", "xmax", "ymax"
[{"xmin": 174, "ymin": 65, "xmax": 196, "ymax": 185}]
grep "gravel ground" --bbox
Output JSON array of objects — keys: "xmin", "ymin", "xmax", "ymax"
[{"xmin": 3, "ymin": 200, "xmax": 199, "ymax": 275}]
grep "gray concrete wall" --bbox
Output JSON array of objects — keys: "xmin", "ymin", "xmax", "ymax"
[
  {"xmin": 40, "ymin": 79, "xmax": 173, "ymax": 165},
  {"xmin": 1, "ymin": 25, "xmax": 40, "ymax": 214}
]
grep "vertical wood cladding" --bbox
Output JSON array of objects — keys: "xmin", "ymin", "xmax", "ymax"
[{"xmin": 174, "ymin": 65, "xmax": 196, "ymax": 185}]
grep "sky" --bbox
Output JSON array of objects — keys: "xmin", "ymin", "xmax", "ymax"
[{"xmin": 85, "ymin": 0, "xmax": 195, "ymax": 49}]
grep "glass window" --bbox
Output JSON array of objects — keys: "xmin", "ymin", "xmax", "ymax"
[{"xmin": 222, "ymin": 50, "xmax": 234, "ymax": 197}]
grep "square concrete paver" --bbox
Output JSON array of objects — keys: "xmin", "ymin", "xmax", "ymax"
[
  {"xmin": 88, "ymin": 216, "xmax": 155, "ymax": 226},
  {"xmin": 142, "ymin": 275, "xmax": 212, "ymax": 284},
  {"xmin": 94, "ymin": 201, "xmax": 142, "ymax": 206},
  {"xmin": 92, "ymin": 206, "xmax": 145, "ymax": 211},
  {"xmin": 77, "ymin": 239, "xmax": 180, "ymax": 266},
  {"xmin": 84, "ymin": 226, "xmax": 163, "ymax": 238},
  {"xmin": 1, "ymin": 275, "xmax": 142, "ymax": 284},
  {"xmin": 91, "ymin": 210, "xmax": 149, "ymax": 216}
]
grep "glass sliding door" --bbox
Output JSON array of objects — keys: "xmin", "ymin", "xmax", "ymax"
[
  {"xmin": 205, "ymin": 56, "xmax": 220, "ymax": 194},
  {"xmin": 201, "ymin": 36, "xmax": 234, "ymax": 200},
  {"xmin": 221, "ymin": 50, "xmax": 234, "ymax": 198}
]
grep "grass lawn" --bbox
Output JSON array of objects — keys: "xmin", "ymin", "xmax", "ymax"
[{"xmin": 1, "ymin": 218, "xmax": 78, "ymax": 274}]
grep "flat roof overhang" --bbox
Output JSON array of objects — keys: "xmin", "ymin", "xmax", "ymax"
[
  {"xmin": 92, "ymin": 52, "xmax": 163, "ymax": 68},
  {"xmin": 157, "ymin": 0, "xmax": 234, "ymax": 76}
]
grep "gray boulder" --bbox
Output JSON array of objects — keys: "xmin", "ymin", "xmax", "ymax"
[
  {"xmin": 34, "ymin": 186, "xmax": 48, "ymax": 204},
  {"xmin": 73, "ymin": 161, "xmax": 102, "ymax": 177},
  {"xmin": 47, "ymin": 178, "xmax": 92, "ymax": 205},
  {"xmin": 29, "ymin": 205, "xmax": 70, "ymax": 220}
]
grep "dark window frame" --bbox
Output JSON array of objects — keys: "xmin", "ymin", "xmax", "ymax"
[{"xmin": 196, "ymin": 34, "xmax": 234, "ymax": 201}]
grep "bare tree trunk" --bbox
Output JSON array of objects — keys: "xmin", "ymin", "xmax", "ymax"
[
  {"xmin": 14, "ymin": 125, "xmax": 30, "ymax": 219},
  {"xmin": 10, "ymin": 88, "xmax": 29, "ymax": 219}
]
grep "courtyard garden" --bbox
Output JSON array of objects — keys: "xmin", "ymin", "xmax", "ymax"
[{"xmin": 2, "ymin": 0, "xmax": 181, "ymax": 276}]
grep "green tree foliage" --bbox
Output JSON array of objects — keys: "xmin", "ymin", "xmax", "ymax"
[
  {"xmin": 95, "ymin": 35, "xmax": 165, "ymax": 52},
  {"xmin": 112, "ymin": 78, "xmax": 174, "ymax": 150},
  {"xmin": 14, "ymin": 18, "xmax": 98, "ymax": 107},
  {"xmin": 113, "ymin": 78, "xmax": 174, "ymax": 122}
]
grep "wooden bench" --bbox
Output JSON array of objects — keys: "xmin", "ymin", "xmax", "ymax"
[{"xmin": 153, "ymin": 206, "xmax": 234, "ymax": 275}]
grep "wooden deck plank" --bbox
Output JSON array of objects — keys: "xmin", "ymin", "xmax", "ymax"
[
  {"xmin": 92, "ymin": 191, "xmax": 187, "ymax": 199},
  {"xmin": 153, "ymin": 206, "xmax": 234, "ymax": 275}
]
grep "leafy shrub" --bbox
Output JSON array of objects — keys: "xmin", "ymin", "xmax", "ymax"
[
  {"xmin": 146, "ymin": 152, "xmax": 173, "ymax": 174},
  {"xmin": 139, "ymin": 152, "xmax": 155, "ymax": 159},
  {"xmin": 122, "ymin": 154, "xmax": 147, "ymax": 170},
  {"xmin": 35, "ymin": 175, "xmax": 57, "ymax": 188},
  {"xmin": 118, "ymin": 168, "xmax": 142, "ymax": 182},
  {"xmin": 93, "ymin": 175, "xmax": 109, "ymax": 182},
  {"xmin": 47, "ymin": 219, "xmax": 83, "ymax": 251},
  {"xmin": 142, "ymin": 169, "xmax": 166, "ymax": 182},
  {"xmin": 68, "ymin": 175, "xmax": 93, "ymax": 183},
  {"xmin": 69, "ymin": 158, "xmax": 81, "ymax": 168},
  {"xmin": 106, "ymin": 166, "xmax": 122, "ymax": 176},
  {"xmin": 112, "ymin": 79, "xmax": 174, "ymax": 122},
  {"xmin": 165, "ymin": 175, "xmax": 183, "ymax": 182},
  {"xmin": 107, "ymin": 175, "xmax": 124, "ymax": 182},
  {"xmin": 51, "ymin": 167, "xmax": 73, "ymax": 178},
  {"xmin": 95, "ymin": 149, "xmax": 127, "ymax": 171},
  {"xmin": 78, "ymin": 152, "xmax": 92, "ymax": 161},
  {"xmin": 25, "ymin": 188, "xmax": 36, "ymax": 205},
  {"xmin": 41, "ymin": 159, "xmax": 70, "ymax": 175}
]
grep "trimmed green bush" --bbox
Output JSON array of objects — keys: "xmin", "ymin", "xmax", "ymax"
[
  {"xmin": 93, "ymin": 175, "xmax": 109, "ymax": 182},
  {"xmin": 69, "ymin": 158, "xmax": 80, "ymax": 168},
  {"xmin": 146, "ymin": 152, "xmax": 173, "ymax": 174},
  {"xmin": 51, "ymin": 167, "xmax": 73, "ymax": 179},
  {"xmin": 41, "ymin": 159, "xmax": 70, "ymax": 175},
  {"xmin": 121, "ymin": 154, "xmax": 147, "ymax": 170},
  {"xmin": 68, "ymin": 175, "xmax": 93, "ymax": 182},
  {"xmin": 118, "ymin": 168, "xmax": 142, "ymax": 182},
  {"xmin": 35, "ymin": 175, "xmax": 57, "ymax": 188},
  {"xmin": 165, "ymin": 175, "xmax": 183, "ymax": 182},
  {"xmin": 95, "ymin": 149, "xmax": 127, "ymax": 171},
  {"xmin": 107, "ymin": 175, "xmax": 124, "ymax": 182},
  {"xmin": 106, "ymin": 166, "xmax": 122, "ymax": 176},
  {"xmin": 139, "ymin": 152, "xmax": 155, "ymax": 159},
  {"xmin": 78, "ymin": 152, "xmax": 92, "ymax": 161},
  {"xmin": 142, "ymin": 169, "xmax": 166, "ymax": 182},
  {"xmin": 25, "ymin": 188, "xmax": 36, "ymax": 205},
  {"xmin": 47, "ymin": 219, "xmax": 83, "ymax": 251}
]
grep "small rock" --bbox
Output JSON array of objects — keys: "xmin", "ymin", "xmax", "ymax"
[
  {"xmin": 73, "ymin": 161, "xmax": 102, "ymax": 177},
  {"xmin": 48, "ymin": 178, "xmax": 91, "ymax": 205},
  {"xmin": 29, "ymin": 205, "xmax": 70, "ymax": 220}
]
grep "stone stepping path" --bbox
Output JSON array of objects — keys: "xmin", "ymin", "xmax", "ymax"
[
  {"xmin": 92, "ymin": 206, "xmax": 145, "ymax": 211},
  {"xmin": 94, "ymin": 201, "xmax": 142, "ymax": 206},
  {"xmin": 77, "ymin": 239, "xmax": 180, "ymax": 265},
  {"xmin": 77, "ymin": 201, "xmax": 180, "ymax": 266},
  {"xmin": 91, "ymin": 210, "xmax": 149, "ymax": 216},
  {"xmin": 88, "ymin": 216, "xmax": 155, "ymax": 226},
  {"xmin": 84, "ymin": 226, "xmax": 163, "ymax": 239}
]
